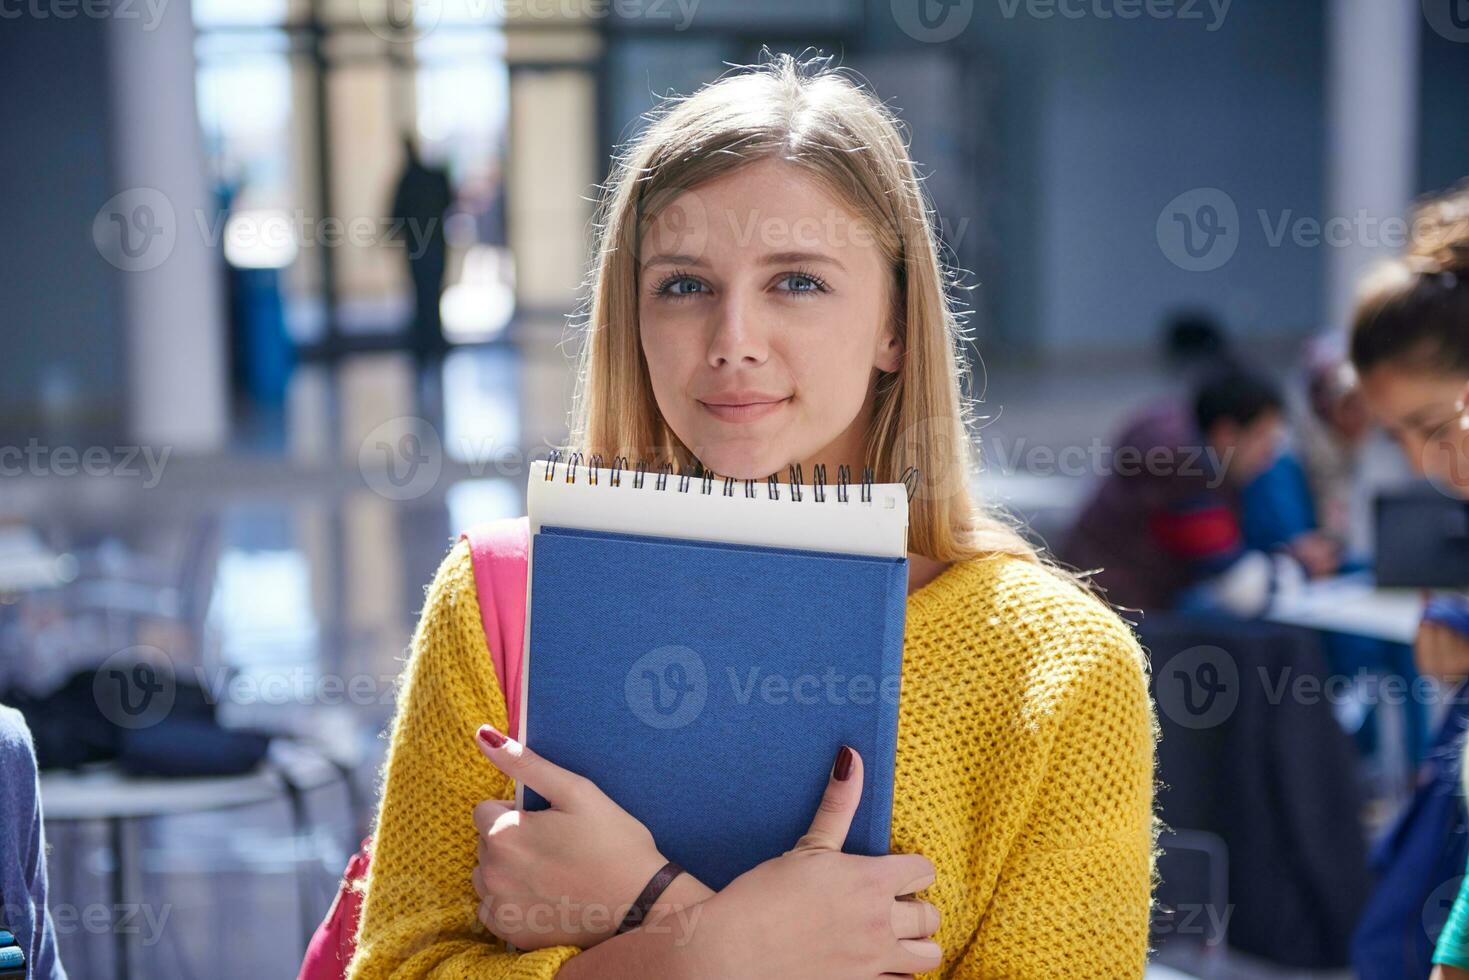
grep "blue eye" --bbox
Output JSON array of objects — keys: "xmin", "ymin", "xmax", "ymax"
[
  {"xmin": 652, "ymin": 272, "xmax": 708, "ymax": 299},
  {"xmin": 665, "ymin": 277, "xmax": 706, "ymax": 296},
  {"xmin": 777, "ymin": 271, "xmax": 831, "ymax": 296}
]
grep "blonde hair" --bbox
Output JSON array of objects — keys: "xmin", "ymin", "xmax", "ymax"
[{"xmin": 564, "ymin": 51, "xmax": 1037, "ymax": 564}]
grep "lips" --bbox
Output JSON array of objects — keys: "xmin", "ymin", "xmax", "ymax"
[{"xmin": 698, "ymin": 397, "xmax": 791, "ymax": 422}]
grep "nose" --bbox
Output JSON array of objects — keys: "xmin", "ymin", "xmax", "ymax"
[
  {"xmin": 1402, "ymin": 431, "xmax": 1429, "ymax": 478},
  {"xmin": 705, "ymin": 289, "xmax": 769, "ymax": 369}
]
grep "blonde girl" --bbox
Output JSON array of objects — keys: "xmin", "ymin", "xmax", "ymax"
[{"xmin": 348, "ymin": 52, "xmax": 1158, "ymax": 979}]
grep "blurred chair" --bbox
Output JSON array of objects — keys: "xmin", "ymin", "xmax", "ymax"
[
  {"xmin": 41, "ymin": 738, "xmax": 355, "ymax": 980},
  {"xmin": 1150, "ymin": 828, "xmax": 1229, "ymax": 977},
  {"xmin": 1142, "ymin": 613, "xmax": 1372, "ymax": 971}
]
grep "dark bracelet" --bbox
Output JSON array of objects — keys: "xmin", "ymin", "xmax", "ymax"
[{"xmin": 615, "ymin": 859, "xmax": 685, "ymax": 935}]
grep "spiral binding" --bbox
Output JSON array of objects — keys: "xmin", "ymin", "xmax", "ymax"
[{"xmin": 540, "ymin": 450, "xmax": 921, "ymax": 503}]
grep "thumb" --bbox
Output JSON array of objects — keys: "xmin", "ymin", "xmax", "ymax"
[
  {"xmin": 790, "ymin": 744, "xmax": 863, "ymax": 853},
  {"xmin": 474, "ymin": 724, "xmax": 597, "ymax": 810}
]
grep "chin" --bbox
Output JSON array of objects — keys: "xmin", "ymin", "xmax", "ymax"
[{"xmin": 689, "ymin": 443, "xmax": 782, "ymax": 481}]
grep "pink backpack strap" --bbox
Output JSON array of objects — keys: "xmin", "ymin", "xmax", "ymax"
[{"xmin": 460, "ymin": 515, "xmax": 530, "ymax": 740}]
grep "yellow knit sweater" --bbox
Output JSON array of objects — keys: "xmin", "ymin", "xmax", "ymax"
[{"xmin": 348, "ymin": 537, "xmax": 1159, "ymax": 978}]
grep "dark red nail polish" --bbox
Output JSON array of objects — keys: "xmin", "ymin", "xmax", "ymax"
[
  {"xmin": 478, "ymin": 725, "xmax": 507, "ymax": 748},
  {"xmin": 832, "ymin": 745, "xmax": 853, "ymax": 781}
]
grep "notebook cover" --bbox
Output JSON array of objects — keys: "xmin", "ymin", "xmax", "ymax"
[{"xmin": 523, "ymin": 524, "xmax": 908, "ymax": 892}]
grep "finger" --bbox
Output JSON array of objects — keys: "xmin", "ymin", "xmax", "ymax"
[
  {"xmin": 475, "ymin": 724, "xmax": 598, "ymax": 810},
  {"xmin": 886, "ymin": 938, "xmax": 943, "ymax": 976},
  {"xmin": 791, "ymin": 744, "xmax": 864, "ymax": 852},
  {"xmin": 471, "ymin": 863, "xmax": 487, "ymax": 900},
  {"xmin": 883, "ymin": 853, "xmax": 938, "ymax": 897},
  {"xmin": 472, "ymin": 797, "xmax": 513, "ymax": 834},
  {"xmin": 890, "ymin": 899, "xmax": 941, "ymax": 940}
]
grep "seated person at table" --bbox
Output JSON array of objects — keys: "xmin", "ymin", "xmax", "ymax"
[
  {"xmin": 1241, "ymin": 332, "xmax": 1370, "ymax": 576},
  {"xmin": 1062, "ymin": 367, "xmax": 1291, "ymax": 613}
]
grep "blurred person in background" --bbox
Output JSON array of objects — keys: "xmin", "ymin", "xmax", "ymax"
[
  {"xmin": 1343, "ymin": 182, "xmax": 1469, "ymax": 980},
  {"xmin": 388, "ymin": 133, "xmax": 454, "ymax": 366},
  {"xmin": 0, "ymin": 705, "xmax": 67, "ymax": 979},
  {"xmin": 1062, "ymin": 366, "xmax": 1299, "ymax": 614},
  {"xmin": 1240, "ymin": 332, "xmax": 1371, "ymax": 576}
]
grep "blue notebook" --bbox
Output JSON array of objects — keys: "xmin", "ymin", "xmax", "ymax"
[{"xmin": 522, "ymin": 523, "xmax": 908, "ymax": 891}]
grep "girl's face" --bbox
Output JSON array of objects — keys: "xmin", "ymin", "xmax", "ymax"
[
  {"xmin": 638, "ymin": 157, "xmax": 901, "ymax": 480},
  {"xmin": 1358, "ymin": 363, "xmax": 1469, "ymax": 498}
]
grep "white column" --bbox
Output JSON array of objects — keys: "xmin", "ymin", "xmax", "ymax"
[
  {"xmin": 1326, "ymin": 0, "xmax": 1420, "ymax": 331},
  {"xmin": 104, "ymin": 0, "xmax": 229, "ymax": 452}
]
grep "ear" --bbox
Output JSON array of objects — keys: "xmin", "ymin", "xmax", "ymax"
[{"xmin": 874, "ymin": 325, "xmax": 902, "ymax": 375}]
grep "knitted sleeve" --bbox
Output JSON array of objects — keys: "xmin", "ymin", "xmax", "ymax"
[
  {"xmin": 966, "ymin": 610, "xmax": 1160, "ymax": 977},
  {"xmin": 347, "ymin": 538, "xmax": 582, "ymax": 979}
]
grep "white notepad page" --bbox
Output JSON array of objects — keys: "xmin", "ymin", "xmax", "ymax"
[{"xmin": 525, "ymin": 459, "xmax": 911, "ymax": 558}]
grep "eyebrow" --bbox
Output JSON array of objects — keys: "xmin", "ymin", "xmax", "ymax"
[
  {"xmin": 640, "ymin": 250, "xmax": 848, "ymax": 273},
  {"xmin": 1399, "ymin": 401, "xmax": 1459, "ymax": 431}
]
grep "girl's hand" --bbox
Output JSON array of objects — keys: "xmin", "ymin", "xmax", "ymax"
[
  {"xmin": 470, "ymin": 724, "xmax": 713, "ymax": 950},
  {"xmin": 695, "ymin": 746, "xmax": 943, "ymax": 979},
  {"xmin": 1417, "ymin": 620, "xmax": 1469, "ymax": 683}
]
